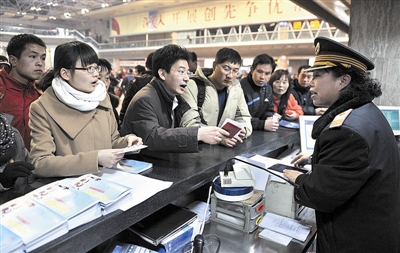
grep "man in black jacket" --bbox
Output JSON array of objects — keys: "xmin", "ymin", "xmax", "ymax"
[
  {"xmin": 120, "ymin": 44, "xmax": 228, "ymax": 153},
  {"xmin": 241, "ymin": 53, "xmax": 279, "ymax": 131},
  {"xmin": 291, "ymin": 65, "xmax": 326, "ymax": 115}
]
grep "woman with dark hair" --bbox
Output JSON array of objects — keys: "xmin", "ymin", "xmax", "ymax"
[
  {"xmin": 29, "ymin": 41, "xmax": 142, "ymax": 178},
  {"xmin": 270, "ymin": 69, "xmax": 303, "ymax": 121},
  {"xmin": 285, "ymin": 37, "xmax": 400, "ymax": 253}
]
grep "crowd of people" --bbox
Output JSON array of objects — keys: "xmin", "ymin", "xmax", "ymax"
[{"xmin": 0, "ymin": 33, "xmax": 399, "ymax": 252}]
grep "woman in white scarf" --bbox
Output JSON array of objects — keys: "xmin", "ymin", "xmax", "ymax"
[{"xmin": 29, "ymin": 41, "xmax": 143, "ymax": 178}]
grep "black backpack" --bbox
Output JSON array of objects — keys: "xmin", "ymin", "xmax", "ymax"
[
  {"xmin": 191, "ymin": 77, "xmax": 207, "ymax": 125},
  {"xmin": 175, "ymin": 77, "xmax": 207, "ymax": 125}
]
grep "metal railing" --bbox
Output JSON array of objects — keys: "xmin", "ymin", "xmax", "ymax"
[{"xmin": 1, "ymin": 20, "xmax": 347, "ymax": 51}]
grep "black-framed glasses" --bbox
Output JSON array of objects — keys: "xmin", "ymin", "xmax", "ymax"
[
  {"xmin": 74, "ymin": 65, "xmax": 101, "ymax": 74},
  {"xmin": 218, "ymin": 64, "xmax": 240, "ymax": 75}
]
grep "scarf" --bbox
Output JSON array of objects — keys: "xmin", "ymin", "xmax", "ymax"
[
  {"xmin": 311, "ymin": 89, "xmax": 373, "ymax": 139},
  {"xmin": 52, "ymin": 76, "xmax": 107, "ymax": 111}
]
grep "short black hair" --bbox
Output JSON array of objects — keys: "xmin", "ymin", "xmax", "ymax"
[
  {"xmin": 189, "ymin": 51, "xmax": 197, "ymax": 62},
  {"xmin": 251, "ymin": 54, "xmax": 276, "ymax": 72},
  {"xmin": 135, "ymin": 65, "xmax": 146, "ymax": 75},
  {"xmin": 98, "ymin": 58, "xmax": 112, "ymax": 73},
  {"xmin": 297, "ymin": 65, "xmax": 311, "ymax": 75},
  {"xmin": 53, "ymin": 41, "xmax": 98, "ymax": 78},
  {"xmin": 7, "ymin": 33, "xmax": 46, "ymax": 59},
  {"xmin": 215, "ymin": 48, "xmax": 242, "ymax": 66},
  {"xmin": 145, "ymin": 52, "xmax": 154, "ymax": 70},
  {"xmin": 152, "ymin": 44, "xmax": 189, "ymax": 78}
]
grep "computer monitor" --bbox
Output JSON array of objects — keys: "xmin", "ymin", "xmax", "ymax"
[
  {"xmin": 378, "ymin": 106, "xmax": 400, "ymax": 136},
  {"xmin": 299, "ymin": 116, "xmax": 320, "ymax": 153}
]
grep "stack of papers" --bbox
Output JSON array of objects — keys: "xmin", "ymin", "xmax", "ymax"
[
  {"xmin": 26, "ymin": 181, "xmax": 102, "ymax": 230},
  {"xmin": 186, "ymin": 200, "xmax": 211, "ymax": 223},
  {"xmin": 0, "ymin": 196, "xmax": 69, "ymax": 252},
  {"xmin": 0, "ymin": 225, "xmax": 24, "ymax": 253},
  {"xmin": 259, "ymin": 213, "xmax": 312, "ymax": 245},
  {"xmin": 68, "ymin": 174, "xmax": 132, "ymax": 215},
  {"xmin": 0, "ymin": 169, "xmax": 174, "ymax": 252}
]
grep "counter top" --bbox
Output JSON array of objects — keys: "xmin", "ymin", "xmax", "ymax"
[{"xmin": 30, "ymin": 128, "xmax": 300, "ymax": 253}]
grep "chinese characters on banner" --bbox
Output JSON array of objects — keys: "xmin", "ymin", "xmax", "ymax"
[{"xmin": 112, "ymin": 0, "xmax": 316, "ymax": 36}]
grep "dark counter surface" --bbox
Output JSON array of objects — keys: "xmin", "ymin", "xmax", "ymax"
[{"xmin": 29, "ymin": 128, "xmax": 299, "ymax": 253}]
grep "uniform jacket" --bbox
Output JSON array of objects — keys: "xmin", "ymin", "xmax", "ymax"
[
  {"xmin": 291, "ymin": 78, "xmax": 316, "ymax": 115},
  {"xmin": 295, "ymin": 102, "xmax": 400, "ymax": 253},
  {"xmin": 180, "ymin": 68, "xmax": 252, "ymax": 138},
  {"xmin": 0, "ymin": 68, "xmax": 40, "ymax": 150},
  {"xmin": 240, "ymin": 74, "xmax": 274, "ymax": 130},
  {"xmin": 120, "ymin": 77, "xmax": 200, "ymax": 153},
  {"xmin": 29, "ymin": 87, "xmax": 130, "ymax": 178},
  {"xmin": 273, "ymin": 94, "xmax": 304, "ymax": 120}
]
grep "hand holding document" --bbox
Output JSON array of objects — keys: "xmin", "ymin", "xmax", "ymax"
[
  {"xmin": 116, "ymin": 144, "xmax": 148, "ymax": 154},
  {"xmin": 221, "ymin": 118, "xmax": 246, "ymax": 138}
]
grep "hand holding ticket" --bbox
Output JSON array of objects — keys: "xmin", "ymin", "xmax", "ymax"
[
  {"xmin": 221, "ymin": 118, "xmax": 245, "ymax": 138},
  {"xmin": 116, "ymin": 145, "xmax": 148, "ymax": 154}
]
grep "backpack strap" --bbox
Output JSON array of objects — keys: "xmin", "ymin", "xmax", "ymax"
[{"xmin": 190, "ymin": 77, "xmax": 207, "ymax": 125}]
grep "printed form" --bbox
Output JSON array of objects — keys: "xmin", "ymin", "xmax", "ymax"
[{"xmin": 259, "ymin": 212, "xmax": 312, "ymax": 244}]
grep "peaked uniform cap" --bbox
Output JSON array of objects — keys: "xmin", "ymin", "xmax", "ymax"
[{"xmin": 307, "ymin": 37, "xmax": 374, "ymax": 72}]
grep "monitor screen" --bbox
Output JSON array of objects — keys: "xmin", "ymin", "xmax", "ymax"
[
  {"xmin": 299, "ymin": 116, "xmax": 320, "ymax": 153},
  {"xmin": 378, "ymin": 106, "xmax": 400, "ymax": 136}
]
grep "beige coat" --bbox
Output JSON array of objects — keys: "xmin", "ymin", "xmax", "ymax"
[{"xmin": 29, "ymin": 87, "xmax": 130, "ymax": 178}]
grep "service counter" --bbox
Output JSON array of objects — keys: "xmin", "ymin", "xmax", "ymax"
[{"xmin": 29, "ymin": 128, "xmax": 302, "ymax": 253}]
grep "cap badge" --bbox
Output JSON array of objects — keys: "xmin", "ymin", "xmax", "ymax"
[{"xmin": 315, "ymin": 42, "xmax": 320, "ymax": 55}]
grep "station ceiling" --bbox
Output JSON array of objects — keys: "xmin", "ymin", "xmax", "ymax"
[{"xmin": 1, "ymin": 0, "xmax": 351, "ymax": 60}]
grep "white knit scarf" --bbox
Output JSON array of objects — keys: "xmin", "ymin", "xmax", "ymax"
[{"xmin": 52, "ymin": 76, "xmax": 107, "ymax": 111}]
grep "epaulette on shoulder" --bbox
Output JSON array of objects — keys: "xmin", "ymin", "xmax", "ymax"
[{"xmin": 330, "ymin": 109, "xmax": 353, "ymax": 128}]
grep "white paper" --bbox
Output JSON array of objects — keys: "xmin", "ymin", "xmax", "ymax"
[
  {"xmin": 186, "ymin": 200, "xmax": 210, "ymax": 222},
  {"xmin": 116, "ymin": 144, "xmax": 148, "ymax": 154},
  {"xmin": 259, "ymin": 213, "xmax": 312, "ymax": 242},
  {"xmin": 100, "ymin": 168, "xmax": 173, "ymax": 211},
  {"xmin": 259, "ymin": 229, "xmax": 292, "ymax": 246}
]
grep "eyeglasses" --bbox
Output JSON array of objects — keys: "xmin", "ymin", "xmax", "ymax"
[
  {"xmin": 218, "ymin": 64, "xmax": 240, "ymax": 76},
  {"xmin": 74, "ymin": 65, "xmax": 101, "ymax": 74},
  {"xmin": 176, "ymin": 69, "xmax": 191, "ymax": 77}
]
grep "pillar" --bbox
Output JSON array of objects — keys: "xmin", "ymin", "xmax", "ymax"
[{"xmin": 350, "ymin": 0, "xmax": 400, "ymax": 106}]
